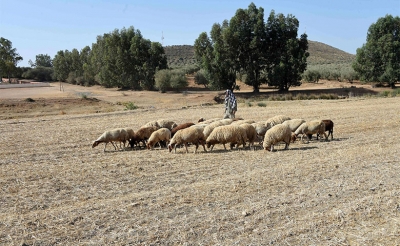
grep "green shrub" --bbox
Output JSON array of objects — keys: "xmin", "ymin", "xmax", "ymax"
[
  {"xmin": 154, "ymin": 69, "xmax": 171, "ymax": 93},
  {"xmin": 124, "ymin": 101, "xmax": 138, "ymax": 110},
  {"xmin": 257, "ymin": 102, "xmax": 267, "ymax": 107}
]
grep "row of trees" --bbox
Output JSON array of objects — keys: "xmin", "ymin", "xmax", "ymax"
[
  {"xmin": 194, "ymin": 3, "xmax": 309, "ymax": 92},
  {"xmin": 1, "ymin": 6, "xmax": 399, "ymax": 91},
  {"xmin": 52, "ymin": 27, "xmax": 168, "ymax": 90}
]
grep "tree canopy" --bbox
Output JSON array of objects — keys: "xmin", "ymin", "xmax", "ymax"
[
  {"xmin": 194, "ymin": 3, "xmax": 309, "ymax": 92},
  {"xmin": 353, "ymin": 14, "xmax": 400, "ymax": 87},
  {"xmin": 0, "ymin": 37, "xmax": 23, "ymax": 80}
]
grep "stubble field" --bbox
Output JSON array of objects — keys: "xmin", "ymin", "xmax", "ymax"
[{"xmin": 0, "ymin": 84, "xmax": 400, "ymax": 245}]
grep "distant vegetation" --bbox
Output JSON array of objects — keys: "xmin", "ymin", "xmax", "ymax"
[{"xmin": 164, "ymin": 40, "xmax": 357, "ymax": 84}]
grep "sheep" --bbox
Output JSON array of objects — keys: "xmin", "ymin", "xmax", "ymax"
[
  {"xmin": 311, "ymin": 119, "xmax": 334, "ymax": 140},
  {"xmin": 231, "ymin": 119, "xmax": 256, "ymax": 125},
  {"xmin": 265, "ymin": 115, "xmax": 291, "ymax": 128},
  {"xmin": 206, "ymin": 125, "xmax": 247, "ymax": 151},
  {"xmin": 190, "ymin": 124, "xmax": 208, "ymax": 131},
  {"xmin": 263, "ymin": 124, "xmax": 293, "ymax": 152},
  {"xmin": 203, "ymin": 121, "xmax": 224, "ymax": 138},
  {"xmin": 171, "ymin": 122, "xmax": 195, "ymax": 137},
  {"xmin": 295, "ymin": 120, "xmax": 327, "ymax": 143},
  {"xmin": 168, "ymin": 127, "xmax": 207, "ymax": 154},
  {"xmin": 218, "ymin": 119, "xmax": 234, "ymax": 125},
  {"xmin": 157, "ymin": 119, "xmax": 178, "ymax": 131},
  {"xmin": 129, "ymin": 126, "xmax": 158, "ymax": 149},
  {"xmin": 281, "ymin": 119, "xmax": 306, "ymax": 132},
  {"xmin": 197, "ymin": 118, "xmax": 221, "ymax": 125},
  {"xmin": 146, "ymin": 128, "xmax": 171, "ymax": 149},
  {"xmin": 239, "ymin": 123, "xmax": 258, "ymax": 150},
  {"xmin": 92, "ymin": 128, "xmax": 129, "ymax": 152},
  {"xmin": 251, "ymin": 122, "xmax": 270, "ymax": 144},
  {"xmin": 141, "ymin": 120, "xmax": 160, "ymax": 129}
]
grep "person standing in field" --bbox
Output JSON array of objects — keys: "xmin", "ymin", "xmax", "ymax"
[{"xmin": 224, "ymin": 89, "xmax": 237, "ymax": 119}]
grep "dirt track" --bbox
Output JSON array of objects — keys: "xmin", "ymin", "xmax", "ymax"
[{"xmin": 1, "ymin": 91, "xmax": 399, "ymax": 244}]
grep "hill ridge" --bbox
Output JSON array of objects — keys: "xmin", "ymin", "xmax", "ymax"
[{"xmin": 164, "ymin": 41, "xmax": 355, "ymax": 68}]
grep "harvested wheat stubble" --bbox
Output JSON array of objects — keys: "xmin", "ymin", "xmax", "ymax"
[{"xmin": 0, "ymin": 97, "xmax": 400, "ymax": 245}]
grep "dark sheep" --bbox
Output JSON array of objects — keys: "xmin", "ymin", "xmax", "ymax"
[
  {"xmin": 171, "ymin": 122, "xmax": 195, "ymax": 137},
  {"xmin": 307, "ymin": 119, "xmax": 334, "ymax": 140}
]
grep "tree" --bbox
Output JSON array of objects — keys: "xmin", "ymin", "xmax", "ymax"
[
  {"xmin": 29, "ymin": 54, "xmax": 52, "ymax": 67},
  {"xmin": 265, "ymin": 11, "xmax": 309, "ymax": 91},
  {"xmin": 353, "ymin": 15, "xmax": 400, "ymax": 88},
  {"xmin": 0, "ymin": 37, "xmax": 23, "ymax": 80},
  {"xmin": 89, "ymin": 26, "xmax": 167, "ymax": 89},
  {"xmin": 194, "ymin": 23, "xmax": 237, "ymax": 91},
  {"xmin": 225, "ymin": 3, "xmax": 267, "ymax": 92},
  {"xmin": 194, "ymin": 3, "xmax": 308, "ymax": 92},
  {"xmin": 52, "ymin": 50, "xmax": 71, "ymax": 81}
]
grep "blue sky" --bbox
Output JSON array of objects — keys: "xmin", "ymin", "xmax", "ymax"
[{"xmin": 1, "ymin": 0, "xmax": 399, "ymax": 67}]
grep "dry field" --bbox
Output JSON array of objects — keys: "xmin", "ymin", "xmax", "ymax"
[{"xmin": 0, "ymin": 83, "xmax": 400, "ymax": 245}]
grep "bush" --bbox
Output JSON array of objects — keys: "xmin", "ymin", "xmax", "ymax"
[
  {"xmin": 194, "ymin": 69, "xmax": 209, "ymax": 88},
  {"xmin": 124, "ymin": 102, "xmax": 138, "ymax": 110},
  {"xmin": 155, "ymin": 69, "xmax": 188, "ymax": 92},
  {"xmin": 154, "ymin": 70, "xmax": 171, "ymax": 93},
  {"xmin": 22, "ymin": 66, "xmax": 54, "ymax": 81},
  {"xmin": 170, "ymin": 70, "xmax": 188, "ymax": 91},
  {"xmin": 257, "ymin": 102, "xmax": 267, "ymax": 107}
]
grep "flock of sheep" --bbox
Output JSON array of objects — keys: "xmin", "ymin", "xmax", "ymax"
[{"xmin": 92, "ymin": 115, "xmax": 334, "ymax": 153}]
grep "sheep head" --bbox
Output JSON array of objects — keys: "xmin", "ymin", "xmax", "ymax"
[{"xmin": 92, "ymin": 141, "xmax": 100, "ymax": 148}]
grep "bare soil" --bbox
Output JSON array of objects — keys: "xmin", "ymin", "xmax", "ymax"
[{"xmin": 0, "ymin": 80, "xmax": 399, "ymax": 245}]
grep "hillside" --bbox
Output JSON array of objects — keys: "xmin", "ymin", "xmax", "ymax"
[{"xmin": 164, "ymin": 41, "xmax": 355, "ymax": 68}]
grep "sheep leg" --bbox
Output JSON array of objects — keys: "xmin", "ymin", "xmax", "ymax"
[
  {"xmin": 271, "ymin": 144, "xmax": 274, "ymax": 151},
  {"xmin": 223, "ymin": 144, "xmax": 227, "ymax": 150},
  {"xmin": 193, "ymin": 143, "xmax": 198, "ymax": 154},
  {"xmin": 184, "ymin": 143, "xmax": 189, "ymax": 153},
  {"xmin": 201, "ymin": 142, "xmax": 207, "ymax": 153},
  {"xmin": 103, "ymin": 142, "xmax": 107, "ymax": 152},
  {"xmin": 111, "ymin": 141, "xmax": 117, "ymax": 150},
  {"xmin": 284, "ymin": 142, "xmax": 289, "ymax": 150}
]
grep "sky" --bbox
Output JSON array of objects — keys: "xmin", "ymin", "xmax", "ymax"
[{"xmin": 1, "ymin": 0, "xmax": 399, "ymax": 67}]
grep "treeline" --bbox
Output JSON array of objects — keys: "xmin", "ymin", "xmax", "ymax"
[
  {"xmin": 302, "ymin": 63, "xmax": 359, "ymax": 83},
  {"xmin": 52, "ymin": 27, "xmax": 168, "ymax": 90}
]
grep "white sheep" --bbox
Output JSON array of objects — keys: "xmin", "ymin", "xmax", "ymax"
[
  {"xmin": 168, "ymin": 127, "xmax": 207, "ymax": 154},
  {"xmin": 281, "ymin": 119, "xmax": 306, "ymax": 132},
  {"xmin": 294, "ymin": 120, "xmax": 327, "ymax": 143},
  {"xmin": 206, "ymin": 125, "xmax": 247, "ymax": 151},
  {"xmin": 203, "ymin": 121, "xmax": 224, "ymax": 138},
  {"xmin": 239, "ymin": 123, "xmax": 258, "ymax": 150},
  {"xmin": 265, "ymin": 115, "xmax": 291, "ymax": 128},
  {"xmin": 92, "ymin": 128, "xmax": 129, "ymax": 152},
  {"xmin": 231, "ymin": 119, "xmax": 256, "ymax": 125},
  {"xmin": 156, "ymin": 119, "xmax": 178, "ymax": 130},
  {"xmin": 263, "ymin": 124, "xmax": 293, "ymax": 152},
  {"xmin": 251, "ymin": 122, "xmax": 270, "ymax": 145},
  {"xmin": 146, "ymin": 128, "xmax": 171, "ymax": 149},
  {"xmin": 197, "ymin": 118, "xmax": 221, "ymax": 125},
  {"xmin": 218, "ymin": 119, "xmax": 234, "ymax": 125},
  {"xmin": 141, "ymin": 120, "xmax": 160, "ymax": 129}
]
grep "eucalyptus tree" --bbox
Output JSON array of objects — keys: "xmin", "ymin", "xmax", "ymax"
[
  {"xmin": 265, "ymin": 11, "xmax": 309, "ymax": 91},
  {"xmin": 225, "ymin": 3, "xmax": 267, "ymax": 92},
  {"xmin": 0, "ymin": 37, "xmax": 23, "ymax": 80},
  {"xmin": 52, "ymin": 50, "xmax": 71, "ymax": 81},
  {"xmin": 194, "ymin": 22, "xmax": 237, "ymax": 91},
  {"xmin": 29, "ymin": 54, "xmax": 52, "ymax": 67},
  {"xmin": 353, "ymin": 15, "xmax": 400, "ymax": 88}
]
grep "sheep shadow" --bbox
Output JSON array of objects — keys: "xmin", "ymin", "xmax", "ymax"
[{"xmin": 288, "ymin": 146, "xmax": 319, "ymax": 151}]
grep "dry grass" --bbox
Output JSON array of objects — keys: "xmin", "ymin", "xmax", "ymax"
[{"xmin": 1, "ymin": 95, "xmax": 400, "ymax": 245}]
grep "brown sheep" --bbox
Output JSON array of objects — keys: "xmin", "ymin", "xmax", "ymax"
[{"xmin": 171, "ymin": 122, "xmax": 195, "ymax": 137}]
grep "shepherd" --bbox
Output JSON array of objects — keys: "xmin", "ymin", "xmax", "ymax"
[{"xmin": 224, "ymin": 89, "xmax": 237, "ymax": 119}]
